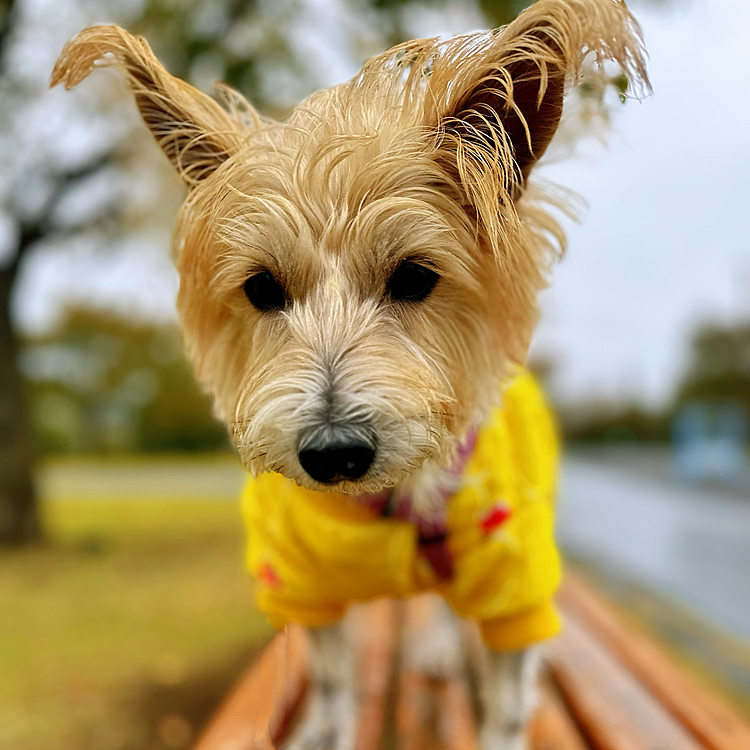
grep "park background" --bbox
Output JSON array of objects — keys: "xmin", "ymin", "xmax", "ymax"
[{"xmin": 0, "ymin": 0, "xmax": 748, "ymax": 748}]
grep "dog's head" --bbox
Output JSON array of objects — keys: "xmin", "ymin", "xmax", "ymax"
[{"xmin": 52, "ymin": 0, "xmax": 647, "ymax": 493}]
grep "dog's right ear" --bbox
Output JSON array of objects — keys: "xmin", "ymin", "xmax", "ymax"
[{"xmin": 51, "ymin": 26, "xmax": 245, "ymax": 186}]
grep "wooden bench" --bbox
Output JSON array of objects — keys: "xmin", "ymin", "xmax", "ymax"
[{"xmin": 190, "ymin": 577, "xmax": 750, "ymax": 750}]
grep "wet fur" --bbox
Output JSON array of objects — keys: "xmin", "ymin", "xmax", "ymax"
[{"xmin": 52, "ymin": 2, "xmax": 648, "ymax": 746}]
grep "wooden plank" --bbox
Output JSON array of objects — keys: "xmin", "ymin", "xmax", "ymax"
[
  {"xmin": 394, "ymin": 670, "xmax": 481, "ymax": 750},
  {"xmin": 530, "ymin": 683, "xmax": 590, "ymax": 750},
  {"xmin": 397, "ymin": 672, "xmax": 438, "ymax": 750},
  {"xmin": 550, "ymin": 616, "xmax": 705, "ymax": 750},
  {"xmin": 192, "ymin": 601, "xmax": 397, "ymax": 750},
  {"xmin": 438, "ymin": 676, "xmax": 479, "ymax": 750},
  {"xmin": 397, "ymin": 597, "xmax": 447, "ymax": 750},
  {"xmin": 398, "ymin": 596, "xmax": 479, "ymax": 750},
  {"xmin": 194, "ymin": 581, "xmax": 750, "ymax": 750},
  {"xmin": 191, "ymin": 626, "xmax": 308, "ymax": 750},
  {"xmin": 396, "ymin": 657, "xmax": 481, "ymax": 750},
  {"xmin": 350, "ymin": 599, "xmax": 399, "ymax": 750},
  {"xmin": 559, "ymin": 577, "xmax": 750, "ymax": 750}
]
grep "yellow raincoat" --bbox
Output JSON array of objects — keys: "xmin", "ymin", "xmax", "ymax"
[{"xmin": 242, "ymin": 372, "xmax": 561, "ymax": 651}]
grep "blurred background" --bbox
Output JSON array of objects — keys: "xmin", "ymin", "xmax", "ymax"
[{"xmin": 0, "ymin": 0, "xmax": 748, "ymax": 748}]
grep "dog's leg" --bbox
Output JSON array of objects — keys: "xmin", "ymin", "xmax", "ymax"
[
  {"xmin": 478, "ymin": 647, "xmax": 539, "ymax": 750},
  {"xmin": 284, "ymin": 622, "xmax": 356, "ymax": 750}
]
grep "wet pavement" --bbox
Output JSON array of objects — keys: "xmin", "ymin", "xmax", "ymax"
[{"xmin": 558, "ymin": 451, "xmax": 750, "ymax": 644}]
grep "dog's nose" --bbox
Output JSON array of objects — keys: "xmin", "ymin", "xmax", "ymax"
[{"xmin": 298, "ymin": 441, "xmax": 375, "ymax": 484}]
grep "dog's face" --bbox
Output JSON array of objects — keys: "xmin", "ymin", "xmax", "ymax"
[
  {"xmin": 178, "ymin": 129, "xmax": 515, "ymax": 493},
  {"xmin": 52, "ymin": 2, "xmax": 647, "ymax": 493}
]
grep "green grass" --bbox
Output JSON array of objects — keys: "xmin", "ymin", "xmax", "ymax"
[{"xmin": 0, "ymin": 468, "xmax": 274, "ymax": 750}]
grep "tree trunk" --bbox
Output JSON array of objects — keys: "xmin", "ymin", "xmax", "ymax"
[{"xmin": 0, "ymin": 261, "xmax": 40, "ymax": 545}]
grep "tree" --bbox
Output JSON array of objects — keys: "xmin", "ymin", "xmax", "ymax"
[
  {"xmin": 0, "ymin": 0, "xmax": 42, "ymax": 543},
  {"xmin": 675, "ymin": 324, "xmax": 750, "ymax": 416},
  {"xmin": 0, "ymin": 0, "xmax": 134, "ymax": 543},
  {"xmin": 0, "ymin": 176, "xmax": 37, "ymax": 539},
  {"xmin": 24, "ymin": 308, "xmax": 229, "ymax": 454}
]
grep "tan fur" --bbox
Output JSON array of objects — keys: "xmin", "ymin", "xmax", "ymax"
[
  {"xmin": 52, "ymin": 4, "xmax": 648, "ymax": 747},
  {"xmin": 51, "ymin": 0, "xmax": 649, "ymax": 499}
]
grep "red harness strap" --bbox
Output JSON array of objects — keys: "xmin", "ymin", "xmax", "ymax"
[{"xmin": 359, "ymin": 429, "xmax": 477, "ymax": 581}]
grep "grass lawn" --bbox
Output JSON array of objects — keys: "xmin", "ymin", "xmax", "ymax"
[{"xmin": 0, "ymin": 458, "xmax": 274, "ymax": 750}]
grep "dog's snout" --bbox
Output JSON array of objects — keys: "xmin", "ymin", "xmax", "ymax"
[{"xmin": 298, "ymin": 441, "xmax": 375, "ymax": 484}]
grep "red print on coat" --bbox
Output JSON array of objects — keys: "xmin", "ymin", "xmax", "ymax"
[
  {"xmin": 479, "ymin": 503, "xmax": 512, "ymax": 535},
  {"xmin": 258, "ymin": 562, "xmax": 282, "ymax": 589}
]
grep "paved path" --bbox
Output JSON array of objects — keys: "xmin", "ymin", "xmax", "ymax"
[
  {"xmin": 558, "ymin": 454, "xmax": 750, "ymax": 644},
  {"xmin": 38, "ymin": 456, "xmax": 246, "ymax": 501}
]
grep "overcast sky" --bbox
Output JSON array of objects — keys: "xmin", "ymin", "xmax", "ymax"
[
  {"xmin": 13, "ymin": 0, "xmax": 750, "ymax": 410},
  {"xmin": 534, "ymin": 0, "xmax": 750, "ymax": 408}
]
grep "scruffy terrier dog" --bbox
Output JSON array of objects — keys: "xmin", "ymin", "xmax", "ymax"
[{"xmin": 53, "ymin": 1, "xmax": 648, "ymax": 747}]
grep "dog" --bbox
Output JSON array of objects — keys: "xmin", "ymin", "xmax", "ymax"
[{"xmin": 52, "ymin": 1, "xmax": 648, "ymax": 747}]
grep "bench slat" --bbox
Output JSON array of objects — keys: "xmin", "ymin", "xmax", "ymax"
[
  {"xmin": 396, "ymin": 672, "xmax": 440, "ymax": 750},
  {"xmin": 440, "ymin": 677, "xmax": 480, "ymax": 750},
  {"xmin": 551, "ymin": 616, "xmax": 704, "ymax": 750},
  {"xmin": 558, "ymin": 578, "xmax": 750, "ymax": 750},
  {"xmin": 398, "ymin": 597, "xmax": 479, "ymax": 750},
  {"xmin": 191, "ymin": 626, "xmax": 307, "ymax": 750},
  {"xmin": 351, "ymin": 600, "xmax": 399, "ymax": 750},
  {"xmin": 531, "ymin": 684, "xmax": 590, "ymax": 750},
  {"xmin": 191, "ymin": 577, "xmax": 750, "ymax": 750}
]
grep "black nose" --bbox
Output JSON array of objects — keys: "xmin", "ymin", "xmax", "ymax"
[{"xmin": 298, "ymin": 442, "xmax": 375, "ymax": 484}]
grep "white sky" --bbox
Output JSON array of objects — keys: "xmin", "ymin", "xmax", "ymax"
[
  {"xmin": 13, "ymin": 0, "xmax": 750, "ymax": 409},
  {"xmin": 533, "ymin": 0, "xmax": 750, "ymax": 408}
]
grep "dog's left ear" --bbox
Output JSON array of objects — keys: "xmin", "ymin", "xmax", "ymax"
[
  {"xmin": 434, "ymin": 27, "xmax": 566, "ymax": 196},
  {"xmin": 51, "ymin": 26, "xmax": 247, "ymax": 186},
  {"xmin": 426, "ymin": 0, "xmax": 649, "ymax": 201}
]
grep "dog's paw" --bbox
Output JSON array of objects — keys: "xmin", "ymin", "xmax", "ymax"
[{"xmin": 282, "ymin": 687, "xmax": 356, "ymax": 750}]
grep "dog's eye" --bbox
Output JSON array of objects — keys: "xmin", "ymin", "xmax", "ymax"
[
  {"xmin": 387, "ymin": 261, "xmax": 439, "ymax": 303},
  {"xmin": 243, "ymin": 271, "xmax": 286, "ymax": 312}
]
